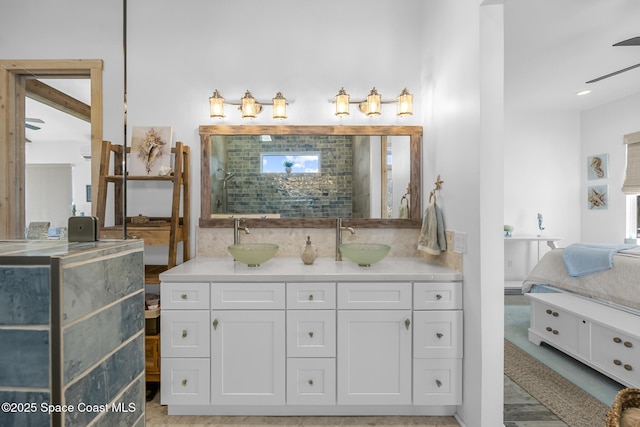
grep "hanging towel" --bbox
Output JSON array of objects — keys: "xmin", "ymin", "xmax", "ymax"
[
  {"xmin": 417, "ymin": 202, "xmax": 447, "ymax": 255},
  {"xmin": 561, "ymin": 243, "xmax": 636, "ymax": 277},
  {"xmin": 399, "ymin": 197, "xmax": 410, "ymax": 219}
]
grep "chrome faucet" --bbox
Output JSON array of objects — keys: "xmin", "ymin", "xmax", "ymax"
[
  {"xmin": 336, "ymin": 218, "xmax": 355, "ymax": 261},
  {"xmin": 233, "ymin": 218, "xmax": 250, "ymax": 245}
]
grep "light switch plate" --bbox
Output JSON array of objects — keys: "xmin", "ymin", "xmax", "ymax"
[{"xmin": 454, "ymin": 231, "xmax": 467, "ymax": 253}]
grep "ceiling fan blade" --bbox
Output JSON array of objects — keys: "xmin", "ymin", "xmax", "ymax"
[
  {"xmin": 614, "ymin": 36, "xmax": 640, "ymax": 46},
  {"xmin": 25, "ymin": 117, "xmax": 45, "ymax": 123},
  {"xmin": 586, "ymin": 62, "xmax": 640, "ymax": 84},
  {"xmin": 25, "ymin": 123, "xmax": 41, "ymax": 130}
]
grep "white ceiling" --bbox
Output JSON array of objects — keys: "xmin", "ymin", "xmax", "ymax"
[
  {"xmin": 25, "ymin": 1, "xmax": 640, "ymax": 145},
  {"xmin": 506, "ymin": 0, "xmax": 640, "ymax": 112}
]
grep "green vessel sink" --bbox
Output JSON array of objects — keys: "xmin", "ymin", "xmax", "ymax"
[
  {"xmin": 228, "ymin": 243, "xmax": 279, "ymax": 267},
  {"xmin": 339, "ymin": 243, "xmax": 391, "ymax": 266}
]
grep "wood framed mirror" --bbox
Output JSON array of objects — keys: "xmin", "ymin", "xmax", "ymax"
[{"xmin": 199, "ymin": 125, "xmax": 422, "ymax": 229}]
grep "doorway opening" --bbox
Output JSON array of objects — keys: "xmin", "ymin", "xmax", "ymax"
[{"xmin": 0, "ymin": 59, "xmax": 103, "ymax": 239}]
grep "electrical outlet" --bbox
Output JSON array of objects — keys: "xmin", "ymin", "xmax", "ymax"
[{"xmin": 454, "ymin": 231, "xmax": 467, "ymax": 253}]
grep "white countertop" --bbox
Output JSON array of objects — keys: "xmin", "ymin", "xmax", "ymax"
[{"xmin": 160, "ymin": 257, "xmax": 462, "ymax": 282}]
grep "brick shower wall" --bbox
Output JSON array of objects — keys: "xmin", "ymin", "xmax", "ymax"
[{"xmin": 220, "ymin": 135, "xmax": 353, "ymax": 218}]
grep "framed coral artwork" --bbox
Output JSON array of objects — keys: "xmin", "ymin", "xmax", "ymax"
[
  {"xmin": 587, "ymin": 185, "xmax": 608, "ymax": 210},
  {"xmin": 129, "ymin": 126, "xmax": 173, "ymax": 176},
  {"xmin": 587, "ymin": 153, "xmax": 608, "ymax": 180}
]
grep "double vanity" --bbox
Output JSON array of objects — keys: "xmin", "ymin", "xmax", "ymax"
[{"xmin": 159, "ymin": 256, "xmax": 462, "ymax": 416}]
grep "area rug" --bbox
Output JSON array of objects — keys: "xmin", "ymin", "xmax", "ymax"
[{"xmin": 504, "ymin": 339, "xmax": 609, "ymax": 427}]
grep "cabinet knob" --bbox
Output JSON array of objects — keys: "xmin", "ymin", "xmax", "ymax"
[
  {"xmin": 552, "ymin": 312, "xmax": 559, "ymax": 317},
  {"xmin": 181, "ymin": 294, "xmax": 188, "ymax": 300},
  {"xmin": 308, "ymin": 379, "xmax": 314, "ymax": 386},
  {"xmin": 181, "ymin": 379, "xmax": 188, "ymax": 387},
  {"xmin": 613, "ymin": 337, "xmax": 622, "ymax": 343},
  {"xmin": 552, "ymin": 330, "xmax": 559, "ymax": 335},
  {"xmin": 308, "ymin": 294, "xmax": 314, "ymax": 301},
  {"xmin": 212, "ymin": 319, "xmax": 219, "ymax": 331},
  {"xmin": 435, "ymin": 379, "xmax": 442, "ymax": 388},
  {"xmin": 624, "ymin": 341, "xmax": 633, "ymax": 348},
  {"xmin": 436, "ymin": 294, "xmax": 443, "ymax": 300},
  {"xmin": 308, "ymin": 331, "xmax": 314, "ymax": 338},
  {"xmin": 182, "ymin": 330, "xmax": 188, "ymax": 338},
  {"xmin": 546, "ymin": 309, "xmax": 552, "ymax": 315},
  {"xmin": 625, "ymin": 364, "xmax": 633, "ymax": 371},
  {"xmin": 546, "ymin": 327, "xmax": 553, "ymax": 332},
  {"xmin": 436, "ymin": 332, "xmax": 444, "ymax": 339},
  {"xmin": 614, "ymin": 359, "xmax": 622, "ymax": 366},
  {"xmin": 405, "ymin": 319, "xmax": 411, "ymax": 330}
]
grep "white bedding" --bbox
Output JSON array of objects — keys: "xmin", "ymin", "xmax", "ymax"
[{"xmin": 522, "ymin": 247, "xmax": 640, "ymax": 311}]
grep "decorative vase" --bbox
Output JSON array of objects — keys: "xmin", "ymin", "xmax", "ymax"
[
  {"xmin": 301, "ymin": 235, "xmax": 317, "ymax": 265},
  {"xmin": 285, "ymin": 166, "xmax": 292, "ymax": 174}
]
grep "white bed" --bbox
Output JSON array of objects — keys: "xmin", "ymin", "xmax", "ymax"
[{"xmin": 522, "ymin": 246, "xmax": 640, "ymax": 388}]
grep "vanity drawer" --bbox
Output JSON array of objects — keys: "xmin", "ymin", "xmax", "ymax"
[
  {"xmin": 211, "ymin": 282, "xmax": 285, "ymax": 309},
  {"xmin": 413, "ymin": 358, "xmax": 462, "ymax": 405},
  {"xmin": 161, "ymin": 282, "xmax": 210, "ymax": 310},
  {"xmin": 161, "ymin": 310, "xmax": 210, "ymax": 358},
  {"xmin": 287, "ymin": 282, "xmax": 336, "ymax": 309},
  {"xmin": 287, "ymin": 310, "xmax": 336, "ymax": 357},
  {"xmin": 286, "ymin": 358, "xmax": 336, "ymax": 405},
  {"xmin": 337, "ymin": 282, "xmax": 412, "ymax": 310},
  {"xmin": 413, "ymin": 282, "xmax": 462, "ymax": 310},
  {"xmin": 413, "ymin": 311, "xmax": 463, "ymax": 358},
  {"xmin": 161, "ymin": 357, "xmax": 210, "ymax": 405}
]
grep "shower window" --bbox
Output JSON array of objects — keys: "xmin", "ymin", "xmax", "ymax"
[{"xmin": 260, "ymin": 152, "xmax": 320, "ymax": 174}]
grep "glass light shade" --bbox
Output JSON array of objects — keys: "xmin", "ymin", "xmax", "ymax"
[
  {"xmin": 397, "ymin": 88, "xmax": 413, "ymax": 117},
  {"xmin": 365, "ymin": 87, "xmax": 381, "ymax": 116},
  {"xmin": 209, "ymin": 89, "xmax": 225, "ymax": 118},
  {"xmin": 241, "ymin": 90, "xmax": 261, "ymax": 119},
  {"xmin": 272, "ymin": 92, "xmax": 287, "ymax": 119},
  {"xmin": 335, "ymin": 87, "xmax": 350, "ymax": 117}
]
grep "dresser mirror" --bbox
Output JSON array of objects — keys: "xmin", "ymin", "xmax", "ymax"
[{"xmin": 199, "ymin": 125, "xmax": 422, "ymax": 228}]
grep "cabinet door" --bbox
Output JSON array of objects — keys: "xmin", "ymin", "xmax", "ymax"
[
  {"xmin": 211, "ymin": 310, "xmax": 285, "ymax": 405},
  {"xmin": 337, "ymin": 310, "xmax": 412, "ymax": 405}
]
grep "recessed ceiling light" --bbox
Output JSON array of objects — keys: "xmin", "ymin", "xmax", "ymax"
[{"xmin": 576, "ymin": 90, "xmax": 591, "ymax": 96}]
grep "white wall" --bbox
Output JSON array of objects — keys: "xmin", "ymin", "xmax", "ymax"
[
  {"xmin": 581, "ymin": 92, "xmax": 640, "ymax": 242},
  {"xmin": 420, "ymin": 1, "xmax": 504, "ymax": 425},
  {"xmin": 504, "ymin": 111, "xmax": 581, "ymax": 243}
]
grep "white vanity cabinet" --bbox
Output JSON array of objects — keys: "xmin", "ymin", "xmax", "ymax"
[
  {"xmin": 413, "ymin": 282, "xmax": 463, "ymax": 405},
  {"xmin": 337, "ymin": 282, "xmax": 413, "ymax": 405},
  {"xmin": 159, "ymin": 257, "xmax": 463, "ymax": 416},
  {"xmin": 210, "ymin": 282, "xmax": 286, "ymax": 405},
  {"xmin": 160, "ymin": 282, "xmax": 210, "ymax": 405},
  {"xmin": 286, "ymin": 282, "xmax": 336, "ymax": 405}
]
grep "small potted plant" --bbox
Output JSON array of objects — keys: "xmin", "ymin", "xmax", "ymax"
[{"xmin": 283, "ymin": 159, "xmax": 294, "ymax": 174}]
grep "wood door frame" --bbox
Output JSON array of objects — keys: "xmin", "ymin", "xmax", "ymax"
[{"xmin": 0, "ymin": 59, "xmax": 103, "ymax": 238}]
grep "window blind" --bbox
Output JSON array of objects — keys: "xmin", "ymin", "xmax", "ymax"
[{"xmin": 622, "ymin": 131, "xmax": 640, "ymax": 195}]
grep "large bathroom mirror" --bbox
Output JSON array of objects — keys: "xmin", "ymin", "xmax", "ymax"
[{"xmin": 199, "ymin": 125, "xmax": 422, "ymax": 228}]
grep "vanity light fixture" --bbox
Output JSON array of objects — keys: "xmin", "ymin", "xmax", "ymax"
[
  {"xmin": 332, "ymin": 87, "xmax": 413, "ymax": 117},
  {"xmin": 335, "ymin": 87, "xmax": 350, "ymax": 117},
  {"xmin": 209, "ymin": 89, "xmax": 289, "ymax": 120},
  {"xmin": 241, "ymin": 90, "xmax": 261, "ymax": 119},
  {"xmin": 209, "ymin": 89, "xmax": 226, "ymax": 118}
]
